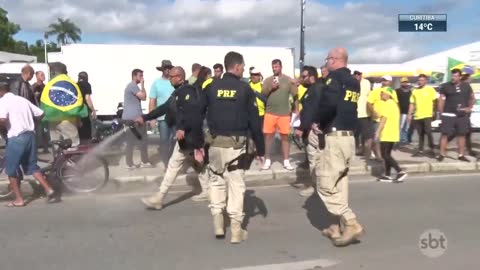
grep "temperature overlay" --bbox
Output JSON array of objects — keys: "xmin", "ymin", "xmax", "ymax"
[{"xmin": 398, "ymin": 14, "xmax": 447, "ymax": 32}]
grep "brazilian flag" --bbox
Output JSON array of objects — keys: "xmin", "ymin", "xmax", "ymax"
[
  {"xmin": 446, "ymin": 57, "xmax": 480, "ymax": 81},
  {"xmin": 40, "ymin": 74, "xmax": 88, "ymax": 122}
]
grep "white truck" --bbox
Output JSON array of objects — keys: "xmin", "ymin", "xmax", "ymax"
[
  {"xmin": 0, "ymin": 62, "xmax": 50, "ymax": 84},
  {"xmin": 44, "ymin": 44, "xmax": 295, "ymax": 119}
]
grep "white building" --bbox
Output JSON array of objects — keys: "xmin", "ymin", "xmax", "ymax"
[
  {"xmin": 350, "ymin": 41, "xmax": 480, "ymax": 84},
  {"xmin": 0, "ymin": 51, "xmax": 37, "ymax": 64},
  {"xmin": 296, "ymin": 41, "xmax": 480, "ymax": 83}
]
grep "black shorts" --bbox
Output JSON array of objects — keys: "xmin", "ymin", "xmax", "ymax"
[
  {"xmin": 357, "ymin": 117, "xmax": 374, "ymax": 141},
  {"xmin": 440, "ymin": 115, "xmax": 470, "ymax": 137}
]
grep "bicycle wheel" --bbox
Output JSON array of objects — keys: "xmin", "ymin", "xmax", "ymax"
[
  {"xmin": 0, "ymin": 161, "xmax": 12, "ymax": 199},
  {"xmin": 0, "ymin": 182, "xmax": 12, "ymax": 199},
  {"xmin": 57, "ymin": 154, "xmax": 109, "ymax": 193}
]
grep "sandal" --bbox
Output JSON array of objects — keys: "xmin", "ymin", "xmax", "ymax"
[{"xmin": 6, "ymin": 201, "xmax": 25, "ymax": 207}]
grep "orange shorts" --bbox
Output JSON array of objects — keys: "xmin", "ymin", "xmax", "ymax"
[{"xmin": 263, "ymin": 113, "xmax": 291, "ymax": 135}]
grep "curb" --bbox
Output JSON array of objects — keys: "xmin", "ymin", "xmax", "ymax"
[
  {"xmin": 2, "ymin": 161, "xmax": 478, "ymax": 193},
  {"xmin": 110, "ymin": 160, "xmax": 480, "ymax": 190}
]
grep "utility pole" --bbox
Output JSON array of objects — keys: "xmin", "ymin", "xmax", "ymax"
[
  {"xmin": 43, "ymin": 33, "xmax": 48, "ymax": 63},
  {"xmin": 299, "ymin": 0, "xmax": 306, "ymax": 70}
]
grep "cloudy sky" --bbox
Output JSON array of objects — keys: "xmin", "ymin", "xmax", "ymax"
[{"xmin": 3, "ymin": 0, "xmax": 479, "ymax": 66}]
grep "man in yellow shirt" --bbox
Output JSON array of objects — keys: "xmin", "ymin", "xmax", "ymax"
[
  {"xmin": 375, "ymin": 88, "xmax": 407, "ymax": 183},
  {"xmin": 407, "ymin": 74, "xmax": 437, "ymax": 157},
  {"xmin": 249, "ymin": 68, "xmax": 265, "ymax": 125},
  {"xmin": 353, "ymin": 70, "xmax": 373, "ymax": 158},
  {"xmin": 367, "ymin": 75, "xmax": 398, "ymax": 161}
]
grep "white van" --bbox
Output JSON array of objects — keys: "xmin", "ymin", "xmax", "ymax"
[{"xmin": 0, "ymin": 63, "xmax": 50, "ymax": 85}]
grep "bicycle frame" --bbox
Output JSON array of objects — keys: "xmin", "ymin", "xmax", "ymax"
[
  {"xmin": 44, "ymin": 142, "xmax": 98, "ymax": 176},
  {"xmin": 0, "ymin": 155, "xmax": 4, "ymax": 174}
]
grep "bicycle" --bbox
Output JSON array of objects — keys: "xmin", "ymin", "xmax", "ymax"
[
  {"xmin": 48, "ymin": 120, "xmax": 141, "ymax": 193},
  {"xmin": 0, "ymin": 120, "xmax": 141, "ymax": 196}
]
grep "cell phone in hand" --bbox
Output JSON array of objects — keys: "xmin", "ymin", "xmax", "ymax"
[{"xmin": 273, "ymin": 76, "xmax": 279, "ymax": 84}]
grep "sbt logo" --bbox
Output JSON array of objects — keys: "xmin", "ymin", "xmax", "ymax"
[{"xmin": 418, "ymin": 229, "xmax": 448, "ymax": 258}]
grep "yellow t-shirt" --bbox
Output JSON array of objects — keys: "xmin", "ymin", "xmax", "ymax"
[
  {"xmin": 409, "ymin": 86, "xmax": 437, "ymax": 120},
  {"xmin": 250, "ymin": 82, "xmax": 265, "ymax": 116},
  {"xmin": 367, "ymin": 86, "xmax": 398, "ymax": 122},
  {"xmin": 379, "ymin": 99, "xmax": 400, "ymax": 142},
  {"xmin": 297, "ymin": 85, "xmax": 307, "ymax": 111}
]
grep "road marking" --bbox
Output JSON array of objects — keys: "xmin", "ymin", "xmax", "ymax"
[{"xmin": 222, "ymin": 259, "xmax": 339, "ymax": 270}]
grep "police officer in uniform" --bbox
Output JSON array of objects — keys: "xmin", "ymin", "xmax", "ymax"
[
  {"xmin": 138, "ymin": 67, "xmax": 210, "ymax": 210},
  {"xmin": 199, "ymin": 51, "xmax": 265, "ymax": 244},
  {"xmin": 311, "ymin": 47, "xmax": 364, "ymax": 247},
  {"xmin": 294, "ymin": 66, "xmax": 324, "ymax": 197}
]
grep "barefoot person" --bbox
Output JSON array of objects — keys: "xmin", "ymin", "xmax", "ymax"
[{"xmin": 0, "ymin": 80, "xmax": 60, "ymax": 207}]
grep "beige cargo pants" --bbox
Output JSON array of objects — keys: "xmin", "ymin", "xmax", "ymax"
[
  {"xmin": 158, "ymin": 142, "xmax": 209, "ymax": 194},
  {"xmin": 208, "ymin": 145, "xmax": 246, "ymax": 223},
  {"xmin": 49, "ymin": 119, "xmax": 80, "ymax": 147},
  {"xmin": 315, "ymin": 133, "xmax": 356, "ymax": 221},
  {"xmin": 306, "ymin": 131, "xmax": 322, "ymax": 176}
]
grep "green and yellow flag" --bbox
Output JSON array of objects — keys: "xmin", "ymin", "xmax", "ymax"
[
  {"xmin": 446, "ymin": 57, "xmax": 480, "ymax": 81},
  {"xmin": 40, "ymin": 74, "xmax": 88, "ymax": 122}
]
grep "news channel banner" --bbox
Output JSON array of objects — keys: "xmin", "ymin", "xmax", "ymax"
[{"xmin": 398, "ymin": 14, "xmax": 447, "ymax": 32}]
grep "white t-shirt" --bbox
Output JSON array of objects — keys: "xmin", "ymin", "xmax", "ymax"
[{"xmin": 0, "ymin": 92, "xmax": 44, "ymax": 138}]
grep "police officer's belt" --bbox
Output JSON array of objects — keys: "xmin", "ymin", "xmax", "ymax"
[
  {"xmin": 210, "ymin": 135, "xmax": 247, "ymax": 149},
  {"xmin": 326, "ymin": 131, "xmax": 354, "ymax": 137}
]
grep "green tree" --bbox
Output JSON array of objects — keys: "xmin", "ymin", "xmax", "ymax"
[
  {"xmin": 28, "ymin": 39, "xmax": 60, "ymax": 63},
  {"xmin": 46, "ymin": 18, "xmax": 82, "ymax": 45},
  {"xmin": 0, "ymin": 7, "xmax": 21, "ymax": 52}
]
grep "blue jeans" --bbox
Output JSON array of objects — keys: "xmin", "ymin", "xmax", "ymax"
[
  {"xmin": 4, "ymin": 132, "xmax": 39, "ymax": 177},
  {"xmin": 158, "ymin": 120, "xmax": 175, "ymax": 165},
  {"xmin": 399, "ymin": 114, "xmax": 410, "ymax": 143}
]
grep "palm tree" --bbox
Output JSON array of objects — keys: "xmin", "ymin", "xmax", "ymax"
[{"xmin": 46, "ymin": 18, "xmax": 82, "ymax": 45}]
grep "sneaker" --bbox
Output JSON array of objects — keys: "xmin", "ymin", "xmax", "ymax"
[
  {"xmin": 436, "ymin": 155, "xmax": 444, "ymax": 162},
  {"xmin": 125, "ymin": 164, "xmax": 137, "ymax": 170},
  {"xmin": 395, "ymin": 172, "xmax": 407, "ymax": 183},
  {"xmin": 283, "ymin": 160, "xmax": 294, "ymax": 171},
  {"xmin": 140, "ymin": 162, "xmax": 154, "ymax": 168},
  {"xmin": 261, "ymin": 159, "xmax": 271, "ymax": 170},
  {"xmin": 412, "ymin": 151, "xmax": 424, "ymax": 157},
  {"xmin": 426, "ymin": 150, "xmax": 436, "ymax": 158},
  {"xmin": 377, "ymin": 175, "xmax": 394, "ymax": 183},
  {"xmin": 458, "ymin": 155, "xmax": 470, "ymax": 162}
]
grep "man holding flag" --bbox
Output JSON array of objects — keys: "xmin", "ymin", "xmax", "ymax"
[{"xmin": 40, "ymin": 62, "xmax": 88, "ymax": 147}]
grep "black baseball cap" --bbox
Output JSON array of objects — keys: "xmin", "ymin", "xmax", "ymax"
[{"xmin": 353, "ymin": 70, "xmax": 362, "ymax": 76}]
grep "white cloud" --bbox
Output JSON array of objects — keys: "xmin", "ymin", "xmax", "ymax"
[{"xmin": 2, "ymin": 0, "xmax": 474, "ymax": 64}]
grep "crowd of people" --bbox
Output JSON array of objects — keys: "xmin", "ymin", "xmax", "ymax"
[
  {"xmin": 0, "ymin": 47, "xmax": 477, "ymax": 248},
  {"xmin": 0, "ymin": 62, "xmax": 95, "ymax": 206},
  {"xmin": 130, "ymin": 48, "xmax": 365, "ymax": 246}
]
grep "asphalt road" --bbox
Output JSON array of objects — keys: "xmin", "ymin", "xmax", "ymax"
[{"xmin": 0, "ymin": 174, "xmax": 478, "ymax": 270}]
